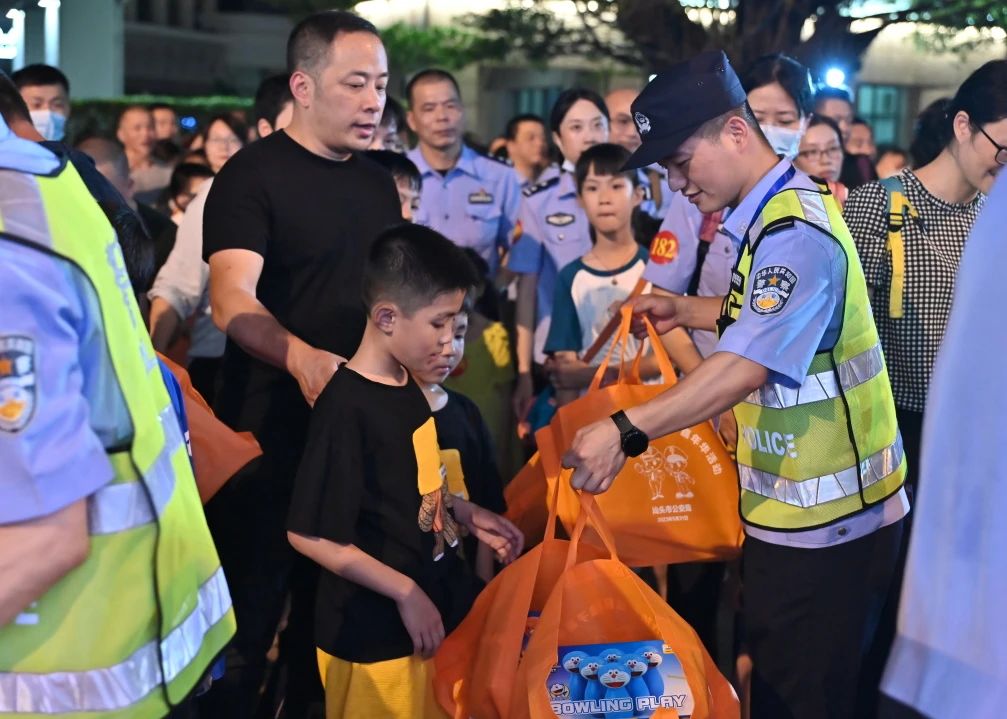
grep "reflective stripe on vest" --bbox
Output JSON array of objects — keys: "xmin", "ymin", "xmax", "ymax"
[
  {"xmin": 0, "ymin": 158, "xmax": 235, "ymax": 715},
  {"xmin": 0, "ymin": 568, "xmax": 230, "ymax": 714},
  {"xmin": 744, "ymin": 343, "xmax": 885, "ymax": 409},
  {"xmin": 88, "ymin": 406, "xmax": 183, "ymax": 535},
  {"xmin": 739, "ymin": 433, "xmax": 903, "ymax": 509}
]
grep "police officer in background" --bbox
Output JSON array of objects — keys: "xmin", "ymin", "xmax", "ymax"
[
  {"xmin": 406, "ymin": 68, "xmax": 521, "ymax": 277},
  {"xmin": 508, "ymin": 88, "xmax": 609, "ymax": 418},
  {"xmin": 606, "ymin": 86, "xmax": 673, "ymax": 220},
  {"xmin": 563, "ymin": 51, "xmax": 909, "ymax": 717},
  {"xmin": 0, "ymin": 74, "xmax": 234, "ymax": 716}
]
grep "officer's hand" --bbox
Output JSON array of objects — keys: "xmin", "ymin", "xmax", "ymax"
[
  {"xmin": 291, "ymin": 345, "xmax": 344, "ymax": 407},
  {"xmin": 627, "ymin": 294, "xmax": 685, "ymax": 338},
  {"xmin": 562, "ymin": 419, "xmax": 627, "ymax": 494}
]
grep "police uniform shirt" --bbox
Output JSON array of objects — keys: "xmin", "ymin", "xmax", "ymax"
[
  {"xmin": 638, "ymin": 164, "xmax": 674, "ymax": 220},
  {"xmin": 408, "ymin": 144, "xmax": 521, "ymax": 276},
  {"xmin": 507, "ymin": 166, "xmax": 593, "ymax": 364},
  {"xmin": 518, "ymin": 163, "xmax": 561, "ymax": 191},
  {"xmin": 642, "ymin": 190, "xmax": 737, "ymax": 358},
  {"xmin": 717, "ymin": 159, "xmax": 909, "ymax": 548},
  {"xmin": 0, "ymin": 118, "xmax": 132, "ymax": 524}
]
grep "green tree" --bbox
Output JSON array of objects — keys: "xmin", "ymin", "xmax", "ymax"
[{"xmin": 465, "ymin": 1, "xmax": 1006, "ymax": 78}]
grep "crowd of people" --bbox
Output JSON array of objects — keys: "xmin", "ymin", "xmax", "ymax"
[{"xmin": 2, "ymin": 7, "xmax": 1006, "ymax": 719}]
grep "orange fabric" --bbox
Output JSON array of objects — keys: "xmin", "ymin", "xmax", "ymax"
[
  {"xmin": 434, "ymin": 468, "xmax": 606, "ymax": 719},
  {"xmin": 157, "ymin": 353, "xmax": 262, "ymax": 504},
  {"xmin": 543, "ymin": 308, "xmax": 743, "ymax": 567},
  {"xmin": 516, "ymin": 493, "xmax": 740, "ymax": 719},
  {"xmin": 504, "ymin": 451, "xmax": 549, "ymax": 548}
]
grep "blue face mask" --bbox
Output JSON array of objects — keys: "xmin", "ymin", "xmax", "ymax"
[
  {"xmin": 30, "ymin": 109, "xmax": 67, "ymax": 142},
  {"xmin": 761, "ymin": 123, "xmax": 804, "ymax": 160}
]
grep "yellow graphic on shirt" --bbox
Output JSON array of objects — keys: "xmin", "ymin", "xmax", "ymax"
[
  {"xmin": 413, "ymin": 417, "xmax": 461, "ymax": 561},
  {"xmin": 440, "ymin": 448, "xmax": 470, "ymax": 500}
]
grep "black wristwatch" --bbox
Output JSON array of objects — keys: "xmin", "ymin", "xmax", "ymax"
[{"xmin": 611, "ymin": 410, "xmax": 649, "ymax": 457}]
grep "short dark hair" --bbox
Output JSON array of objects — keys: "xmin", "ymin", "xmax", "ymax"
[
  {"xmin": 806, "ymin": 113, "xmax": 845, "ymax": 146},
  {"xmin": 505, "ymin": 113, "xmax": 546, "ymax": 141},
  {"xmin": 254, "ymin": 74, "xmax": 293, "ymax": 127},
  {"xmin": 151, "ymin": 138, "xmax": 183, "ymax": 164},
  {"xmin": 698, "ymin": 102, "xmax": 770, "ymax": 147},
  {"xmin": 550, "ymin": 88, "xmax": 609, "ymax": 135},
  {"xmin": 149, "ymin": 102, "xmax": 175, "ymax": 115},
  {"xmin": 877, "ymin": 144, "xmax": 908, "ymax": 161},
  {"xmin": 574, "ymin": 142, "xmax": 638, "ymax": 194},
  {"xmin": 380, "ymin": 95, "xmax": 406, "ymax": 129},
  {"xmin": 406, "ymin": 69, "xmax": 462, "ymax": 107},
  {"xmin": 741, "ymin": 54, "xmax": 814, "ymax": 116},
  {"xmin": 203, "ymin": 113, "xmax": 248, "ymax": 147},
  {"xmin": 117, "ymin": 104, "xmax": 151, "ymax": 128},
  {"xmin": 814, "ymin": 85, "xmax": 854, "ymax": 111},
  {"xmin": 11, "ymin": 64, "xmax": 69, "ymax": 94},
  {"xmin": 366, "ymin": 149, "xmax": 422, "ymax": 191},
  {"xmin": 940, "ymin": 59, "xmax": 1007, "ymax": 153},
  {"xmin": 286, "ymin": 10, "xmax": 379, "ymax": 76},
  {"xmin": 169, "ymin": 162, "xmax": 215, "ymax": 197},
  {"xmin": 852, "ymin": 117, "xmax": 872, "ymax": 129},
  {"xmin": 0, "ymin": 71, "xmax": 32, "ymax": 124},
  {"xmin": 362, "ymin": 224, "xmax": 479, "ymax": 315}
]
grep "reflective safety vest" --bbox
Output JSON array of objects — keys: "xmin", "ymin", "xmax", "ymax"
[
  {"xmin": 718, "ymin": 180, "xmax": 906, "ymax": 531},
  {"xmin": 0, "ymin": 159, "xmax": 235, "ymax": 715}
]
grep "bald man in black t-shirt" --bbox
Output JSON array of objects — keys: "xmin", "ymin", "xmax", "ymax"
[{"xmin": 200, "ymin": 11, "xmax": 401, "ymax": 718}]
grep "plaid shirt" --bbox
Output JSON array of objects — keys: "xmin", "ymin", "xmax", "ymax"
[{"xmin": 844, "ymin": 169, "xmax": 984, "ymax": 412}]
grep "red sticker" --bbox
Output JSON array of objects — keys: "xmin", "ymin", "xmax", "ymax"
[{"xmin": 649, "ymin": 230, "xmax": 679, "ymax": 265}]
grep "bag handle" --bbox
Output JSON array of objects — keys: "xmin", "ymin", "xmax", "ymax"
[
  {"xmin": 564, "ymin": 488, "xmax": 620, "ymax": 570},
  {"xmin": 590, "ymin": 304, "xmax": 678, "ymax": 391}
]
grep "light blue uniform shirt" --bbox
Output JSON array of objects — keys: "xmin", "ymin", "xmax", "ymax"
[
  {"xmin": 408, "ymin": 144, "xmax": 521, "ymax": 276},
  {"xmin": 642, "ymin": 191, "xmax": 737, "ymax": 357},
  {"xmin": 715, "ymin": 160, "xmax": 908, "ymax": 547},
  {"xmin": 638, "ymin": 164, "xmax": 674, "ymax": 220},
  {"xmin": 0, "ymin": 117, "xmax": 135, "ymax": 524},
  {"xmin": 507, "ymin": 168, "xmax": 593, "ymax": 364},
  {"xmin": 518, "ymin": 163, "xmax": 561, "ymax": 191}
]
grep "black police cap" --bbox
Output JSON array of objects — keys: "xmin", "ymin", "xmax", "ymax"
[{"xmin": 623, "ymin": 50, "xmax": 748, "ymax": 170}]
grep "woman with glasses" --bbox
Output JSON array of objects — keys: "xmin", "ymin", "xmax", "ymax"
[
  {"xmin": 840, "ymin": 59, "xmax": 1007, "ymax": 716},
  {"xmin": 794, "ymin": 114, "xmax": 847, "ymax": 204}
]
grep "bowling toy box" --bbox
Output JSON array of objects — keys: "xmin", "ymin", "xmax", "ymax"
[{"xmin": 546, "ymin": 640, "xmax": 693, "ymax": 718}]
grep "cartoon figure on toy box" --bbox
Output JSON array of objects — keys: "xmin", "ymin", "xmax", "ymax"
[{"xmin": 546, "ymin": 641, "xmax": 693, "ymax": 718}]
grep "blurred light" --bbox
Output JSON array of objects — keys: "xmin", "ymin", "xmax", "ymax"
[
  {"xmin": 824, "ymin": 67, "xmax": 846, "ymax": 88},
  {"xmin": 180, "ymin": 116, "xmax": 198, "ymax": 130},
  {"xmin": 648, "ymin": 74, "xmax": 657, "ymax": 82},
  {"xmin": 0, "ymin": 46, "xmax": 15, "ymax": 60},
  {"xmin": 37, "ymin": 0, "xmax": 60, "ymax": 7}
]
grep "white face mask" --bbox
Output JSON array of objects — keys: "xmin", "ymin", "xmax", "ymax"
[
  {"xmin": 761, "ymin": 123, "xmax": 804, "ymax": 160},
  {"xmin": 30, "ymin": 109, "xmax": 67, "ymax": 142}
]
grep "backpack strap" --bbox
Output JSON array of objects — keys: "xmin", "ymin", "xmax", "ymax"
[
  {"xmin": 687, "ymin": 210, "xmax": 723, "ymax": 296},
  {"xmin": 878, "ymin": 176, "xmax": 919, "ymax": 319}
]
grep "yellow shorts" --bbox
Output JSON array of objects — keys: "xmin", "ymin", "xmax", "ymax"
[{"xmin": 317, "ymin": 649, "xmax": 450, "ymax": 719}]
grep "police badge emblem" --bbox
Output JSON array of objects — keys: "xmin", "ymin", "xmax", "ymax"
[
  {"xmin": 634, "ymin": 112, "xmax": 652, "ymax": 135},
  {"xmin": 0, "ymin": 335, "xmax": 36, "ymax": 433},
  {"xmin": 750, "ymin": 266, "xmax": 798, "ymax": 315}
]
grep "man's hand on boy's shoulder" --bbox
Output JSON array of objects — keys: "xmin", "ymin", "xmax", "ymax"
[
  {"xmin": 288, "ymin": 341, "xmax": 345, "ymax": 407},
  {"xmin": 451, "ymin": 498, "xmax": 524, "ymax": 565},
  {"xmin": 396, "ymin": 581, "xmax": 445, "ymax": 659}
]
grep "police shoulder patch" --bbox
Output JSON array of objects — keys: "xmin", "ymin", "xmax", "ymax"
[
  {"xmin": 750, "ymin": 266, "xmax": 799, "ymax": 315},
  {"xmin": 0, "ymin": 335, "xmax": 37, "ymax": 433},
  {"xmin": 522, "ymin": 175, "xmax": 560, "ymax": 198}
]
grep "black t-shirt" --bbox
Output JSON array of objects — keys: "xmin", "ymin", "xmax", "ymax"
[
  {"xmin": 287, "ymin": 368, "xmax": 481, "ymax": 662},
  {"xmin": 434, "ymin": 389, "xmax": 507, "ymax": 571},
  {"xmin": 202, "ymin": 131, "xmax": 401, "ymax": 447}
]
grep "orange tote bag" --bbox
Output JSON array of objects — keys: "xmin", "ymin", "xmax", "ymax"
[
  {"xmin": 434, "ymin": 452, "xmax": 606, "ymax": 719},
  {"xmin": 542, "ymin": 308, "xmax": 743, "ymax": 567},
  {"xmin": 516, "ymin": 491, "xmax": 740, "ymax": 719}
]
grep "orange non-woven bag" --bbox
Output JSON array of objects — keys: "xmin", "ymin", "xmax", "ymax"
[
  {"xmin": 543, "ymin": 309, "xmax": 743, "ymax": 566},
  {"xmin": 157, "ymin": 353, "xmax": 262, "ymax": 504},
  {"xmin": 434, "ymin": 451, "xmax": 606, "ymax": 719},
  {"xmin": 505, "ymin": 449, "xmax": 550, "ymax": 549},
  {"xmin": 516, "ymin": 492, "xmax": 740, "ymax": 719}
]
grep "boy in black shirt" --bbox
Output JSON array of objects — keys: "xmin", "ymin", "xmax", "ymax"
[
  {"xmin": 287, "ymin": 224, "xmax": 523, "ymax": 718},
  {"xmin": 415, "ymin": 309, "xmax": 508, "ymax": 583}
]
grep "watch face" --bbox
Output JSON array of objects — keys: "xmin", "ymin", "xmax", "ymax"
[{"xmin": 623, "ymin": 429, "xmax": 649, "ymax": 457}]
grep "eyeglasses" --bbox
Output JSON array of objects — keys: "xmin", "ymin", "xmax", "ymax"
[
  {"xmin": 973, "ymin": 124, "xmax": 1007, "ymax": 165},
  {"xmin": 205, "ymin": 136, "xmax": 243, "ymax": 149},
  {"xmin": 797, "ymin": 146, "xmax": 843, "ymax": 162}
]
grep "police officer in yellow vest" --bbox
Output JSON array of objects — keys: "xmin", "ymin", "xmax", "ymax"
[
  {"xmin": 0, "ymin": 97, "xmax": 235, "ymax": 715},
  {"xmin": 563, "ymin": 51, "xmax": 909, "ymax": 718}
]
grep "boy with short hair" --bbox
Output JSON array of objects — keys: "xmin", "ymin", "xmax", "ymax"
[
  {"xmin": 287, "ymin": 223, "xmax": 523, "ymax": 718},
  {"xmin": 544, "ymin": 142, "xmax": 657, "ymax": 406},
  {"xmin": 366, "ymin": 148, "xmax": 422, "ymax": 221}
]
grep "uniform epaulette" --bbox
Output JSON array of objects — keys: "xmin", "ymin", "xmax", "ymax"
[
  {"xmin": 484, "ymin": 153, "xmax": 513, "ymax": 168},
  {"xmin": 522, "ymin": 175, "xmax": 560, "ymax": 198}
]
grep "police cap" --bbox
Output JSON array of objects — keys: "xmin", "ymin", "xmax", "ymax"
[{"xmin": 623, "ymin": 50, "xmax": 748, "ymax": 170}]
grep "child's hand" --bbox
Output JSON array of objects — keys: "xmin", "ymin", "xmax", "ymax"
[
  {"xmin": 547, "ymin": 356, "xmax": 592, "ymax": 390},
  {"xmin": 453, "ymin": 499, "xmax": 524, "ymax": 565},
  {"xmin": 396, "ymin": 582, "xmax": 445, "ymax": 659}
]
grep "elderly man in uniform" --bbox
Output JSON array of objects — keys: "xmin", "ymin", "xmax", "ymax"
[{"xmin": 563, "ymin": 51, "xmax": 909, "ymax": 718}]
